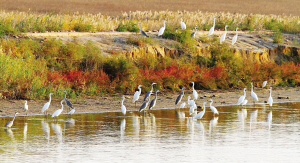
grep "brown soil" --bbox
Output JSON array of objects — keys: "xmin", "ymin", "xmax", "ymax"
[
  {"xmin": 1, "ymin": 87, "xmax": 299, "ymax": 117},
  {"xmin": 0, "ymin": 0, "xmax": 299, "ymax": 16}
]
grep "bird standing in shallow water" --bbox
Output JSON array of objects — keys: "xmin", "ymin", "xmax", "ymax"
[
  {"xmin": 268, "ymin": 86, "xmax": 273, "ymax": 107},
  {"xmin": 175, "ymin": 87, "xmax": 185, "ymax": 105},
  {"xmin": 63, "ymin": 90, "xmax": 74, "ymax": 111},
  {"xmin": 68, "ymin": 108, "xmax": 76, "ymax": 115},
  {"xmin": 237, "ymin": 88, "xmax": 247, "ymax": 105},
  {"xmin": 52, "ymin": 100, "xmax": 64, "ymax": 121},
  {"xmin": 5, "ymin": 112, "xmax": 19, "ymax": 128},
  {"xmin": 209, "ymin": 99, "xmax": 219, "ymax": 116},
  {"xmin": 194, "ymin": 102, "xmax": 207, "ymax": 120},
  {"xmin": 24, "ymin": 100, "xmax": 28, "ymax": 115},
  {"xmin": 140, "ymin": 94, "xmax": 151, "ymax": 113},
  {"xmin": 133, "ymin": 85, "xmax": 142, "ymax": 107},
  {"xmin": 149, "ymin": 90, "xmax": 159, "ymax": 110},
  {"xmin": 251, "ymin": 82, "xmax": 259, "ymax": 104},
  {"xmin": 191, "ymin": 82, "xmax": 198, "ymax": 101},
  {"xmin": 144, "ymin": 83, "xmax": 156, "ymax": 101},
  {"xmin": 41, "ymin": 93, "xmax": 53, "ymax": 115},
  {"xmin": 121, "ymin": 96, "xmax": 126, "ymax": 115}
]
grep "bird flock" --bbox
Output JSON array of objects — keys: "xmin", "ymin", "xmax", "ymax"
[
  {"xmin": 4, "ymin": 80, "xmax": 273, "ymax": 128},
  {"xmin": 139, "ymin": 18, "xmax": 239, "ymax": 45}
]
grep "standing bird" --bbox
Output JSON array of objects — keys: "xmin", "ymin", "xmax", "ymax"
[
  {"xmin": 132, "ymin": 85, "xmax": 142, "ymax": 107},
  {"xmin": 251, "ymin": 82, "xmax": 259, "ymax": 104},
  {"xmin": 180, "ymin": 18, "xmax": 186, "ymax": 29},
  {"xmin": 121, "ymin": 96, "xmax": 126, "ymax": 115},
  {"xmin": 149, "ymin": 90, "xmax": 159, "ymax": 110},
  {"xmin": 63, "ymin": 90, "xmax": 73, "ymax": 111},
  {"xmin": 209, "ymin": 99, "xmax": 219, "ymax": 116},
  {"xmin": 179, "ymin": 102, "xmax": 186, "ymax": 109},
  {"xmin": 24, "ymin": 100, "xmax": 28, "ymax": 115},
  {"xmin": 268, "ymin": 86, "xmax": 273, "ymax": 107},
  {"xmin": 194, "ymin": 102, "xmax": 207, "ymax": 120},
  {"xmin": 175, "ymin": 87, "xmax": 185, "ymax": 105},
  {"xmin": 139, "ymin": 94, "xmax": 151, "ymax": 113},
  {"xmin": 237, "ymin": 88, "xmax": 247, "ymax": 105},
  {"xmin": 220, "ymin": 25, "xmax": 228, "ymax": 44},
  {"xmin": 188, "ymin": 96, "xmax": 196, "ymax": 115},
  {"xmin": 208, "ymin": 18, "xmax": 216, "ymax": 36},
  {"xmin": 191, "ymin": 25, "xmax": 198, "ymax": 38},
  {"xmin": 241, "ymin": 99, "xmax": 248, "ymax": 106},
  {"xmin": 4, "ymin": 112, "xmax": 19, "ymax": 128},
  {"xmin": 232, "ymin": 27, "xmax": 238, "ymax": 45},
  {"xmin": 144, "ymin": 83, "xmax": 156, "ymax": 101},
  {"xmin": 41, "ymin": 93, "xmax": 53, "ymax": 115},
  {"xmin": 191, "ymin": 82, "xmax": 198, "ymax": 101},
  {"xmin": 68, "ymin": 108, "xmax": 76, "ymax": 115},
  {"xmin": 52, "ymin": 100, "xmax": 64, "ymax": 121},
  {"xmin": 262, "ymin": 81, "xmax": 268, "ymax": 88},
  {"xmin": 158, "ymin": 20, "xmax": 166, "ymax": 37},
  {"xmin": 138, "ymin": 23, "xmax": 149, "ymax": 37}
]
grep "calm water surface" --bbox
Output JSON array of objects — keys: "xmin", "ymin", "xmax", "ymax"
[{"xmin": 1, "ymin": 102, "xmax": 300, "ymax": 162}]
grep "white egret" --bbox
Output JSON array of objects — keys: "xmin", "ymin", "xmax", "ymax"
[
  {"xmin": 138, "ymin": 23, "xmax": 149, "ymax": 37},
  {"xmin": 179, "ymin": 102, "xmax": 186, "ymax": 109},
  {"xmin": 149, "ymin": 90, "xmax": 159, "ymax": 110},
  {"xmin": 175, "ymin": 87, "xmax": 185, "ymax": 105},
  {"xmin": 52, "ymin": 100, "xmax": 64, "ymax": 121},
  {"xmin": 68, "ymin": 108, "xmax": 75, "ymax": 115},
  {"xmin": 41, "ymin": 93, "xmax": 53, "ymax": 115},
  {"xmin": 208, "ymin": 18, "xmax": 216, "ymax": 36},
  {"xmin": 121, "ymin": 96, "xmax": 126, "ymax": 115},
  {"xmin": 133, "ymin": 85, "xmax": 142, "ymax": 107},
  {"xmin": 144, "ymin": 83, "xmax": 156, "ymax": 101},
  {"xmin": 4, "ymin": 112, "xmax": 19, "ymax": 128},
  {"xmin": 262, "ymin": 81, "xmax": 268, "ymax": 88},
  {"xmin": 63, "ymin": 90, "xmax": 73, "ymax": 111},
  {"xmin": 188, "ymin": 96, "xmax": 196, "ymax": 115},
  {"xmin": 268, "ymin": 86, "xmax": 273, "ymax": 107},
  {"xmin": 251, "ymin": 82, "xmax": 259, "ymax": 103},
  {"xmin": 158, "ymin": 20, "xmax": 166, "ymax": 37},
  {"xmin": 191, "ymin": 82, "xmax": 198, "ymax": 100},
  {"xmin": 180, "ymin": 18, "xmax": 186, "ymax": 30},
  {"xmin": 209, "ymin": 99, "xmax": 219, "ymax": 115},
  {"xmin": 232, "ymin": 27, "xmax": 238, "ymax": 45},
  {"xmin": 191, "ymin": 25, "xmax": 197, "ymax": 38},
  {"xmin": 220, "ymin": 25, "xmax": 228, "ymax": 44},
  {"xmin": 237, "ymin": 88, "xmax": 247, "ymax": 105},
  {"xmin": 24, "ymin": 100, "xmax": 28, "ymax": 115},
  {"xmin": 194, "ymin": 102, "xmax": 207, "ymax": 120},
  {"xmin": 241, "ymin": 99, "xmax": 248, "ymax": 106}
]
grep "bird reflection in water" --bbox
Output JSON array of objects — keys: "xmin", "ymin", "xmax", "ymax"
[
  {"xmin": 64, "ymin": 118, "xmax": 75, "ymax": 128},
  {"xmin": 237, "ymin": 109, "xmax": 247, "ymax": 130},
  {"xmin": 41, "ymin": 120, "xmax": 50, "ymax": 141},
  {"xmin": 51, "ymin": 123, "xmax": 63, "ymax": 142},
  {"xmin": 209, "ymin": 116, "xmax": 219, "ymax": 134}
]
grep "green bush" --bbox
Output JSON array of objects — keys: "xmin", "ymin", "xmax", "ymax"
[
  {"xmin": 273, "ymin": 30, "xmax": 284, "ymax": 43},
  {"xmin": 116, "ymin": 21, "xmax": 139, "ymax": 32}
]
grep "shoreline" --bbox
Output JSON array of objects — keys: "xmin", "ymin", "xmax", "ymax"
[{"xmin": 0, "ymin": 86, "xmax": 299, "ymax": 118}]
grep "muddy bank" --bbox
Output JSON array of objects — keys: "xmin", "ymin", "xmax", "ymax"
[{"xmin": 0, "ymin": 87, "xmax": 299, "ymax": 117}]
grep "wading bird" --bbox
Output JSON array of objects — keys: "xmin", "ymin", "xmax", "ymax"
[
  {"xmin": 209, "ymin": 99, "xmax": 219, "ymax": 116},
  {"xmin": 144, "ymin": 83, "xmax": 156, "ymax": 101},
  {"xmin": 24, "ymin": 100, "xmax": 28, "ymax": 115},
  {"xmin": 158, "ymin": 20, "xmax": 166, "ymax": 37},
  {"xmin": 149, "ymin": 90, "xmax": 159, "ymax": 110},
  {"xmin": 139, "ymin": 95, "xmax": 151, "ymax": 113},
  {"xmin": 188, "ymin": 96, "xmax": 196, "ymax": 115},
  {"xmin": 251, "ymin": 82, "xmax": 259, "ymax": 104},
  {"xmin": 138, "ymin": 23, "xmax": 149, "ymax": 37},
  {"xmin": 232, "ymin": 27, "xmax": 238, "ymax": 45},
  {"xmin": 4, "ymin": 112, "xmax": 19, "ymax": 128},
  {"xmin": 241, "ymin": 99, "xmax": 248, "ymax": 106},
  {"xmin": 220, "ymin": 25, "xmax": 228, "ymax": 43},
  {"xmin": 121, "ymin": 96, "xmax": 126, "ymax": 115},
  {"xmin": 208, "ymin": 18, "xmax": 216, "ymax": 36},
  {"xmin": 268, "ymin": 86, "xmax": 273, "ymax": 107},
  {"xmin": 191, "ymin": 82, "xmax": 198, "ymax": 100},
  {"xmin": 133, "ymin": 85, "xmax": 142, "ymax": 107},
  {"xmin": 175, "ymin": 87, "xmax": 185, "ymax": 105},
  {"xmin": 191, "ymin": 25, "xmax": 197, "ymax": 38},
  {"xmin": 194, "ymin": 102, "xmax": 207, "ymax": 120},
  {"xmin": 52, "ymin": 100, "xmax": 64, "ymax": 121},
  {"xmin": 237, "ymin": 88, "xmax": 247, "ymax": 105},
  {"xmin": 41, "ymin": 93, "xmax": 53, "ymax": 115},
  {"xmin": 68, "ymin": 108, "xmax": 76, "ymax": 115},
  {"xmin": 180, "ymin": 18, "xmax": 186, "ymax": 29},
  {"xmin": 63, "ymin": 90, "xmax": 73, "ymax": 111},
  {"xmin": 262, "ymin": 81, "xmax": 268, "ymax": 88},
  {"xmin": 179, "ymin": 102, "xmax": 186, "ymax": 109}
]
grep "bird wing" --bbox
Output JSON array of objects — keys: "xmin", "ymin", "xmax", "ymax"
[
  {"xmin": 149, "ymin": 99, "xmax": 155, "ymax": 109},
  {"xmin": 139, "ymin": 101, "xmax": 148, "ymax": 112},
  {"xmin": 181, "ymin": 22, "xmax": 186, "ymax": 29},
  {"xmin": 65, "ymin": 99, "xmax": 73, "ymax": 108},
  {"xmin": 4, "ymin": 121, "xmax": 12, "ymax": 127},
  {"xmin": 52, "ymin": 109, "xmax": 62, "ymax": 117},
  {"xmin": 133, "ymin": 91, "xmax": 140, "ymax": 103},
  {"xmin": 237, "ymin": 95, "xmax": 245, "ymax": 105},
  {"xmin": 208, "ymin": 27, "xmax": 214, "ymax": 35},
  {"xmin": 175, "ymin": 94, "xmax": 183, "ymax": 105},
  {"xmin": 41, "ymin": 102, "xmax": 50, "ymax": 112},
  {"xmin": 68, "ymin": 109, "xmax": 75, "ymax": 114},
  {"xmin": 262, "ymin": 81, "xmax": 267, "ymax": 87},
  {"xmin": 211, "ymin": 106, "xmax": 219, "ymax": 114},
  {"xmin": 251, "ymin": 92, "xmax": 259, "ymax": 101},
  {"xmin": 144, "ymin": 91, "xmax": 150, "ymax": 101},
  {"xmin": 232, "ymin": 35, "xmax": 237, "ymax": 45},
  {"xmin": 180, "ymin": 102, "xmax": 186, "ymax": 108},
  {"xmin": 158, "ymin": 27, "xmax": 165, "ymax": 36},
  {"xmin": 141, "ymin": 30, "xmax": 149, "ymax": 37},
  {"xmin": 193, "ymin": 90, "xmax": 198, "ymax": 100}
]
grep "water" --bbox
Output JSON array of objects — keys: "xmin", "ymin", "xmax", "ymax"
[{"xmin": 1, "ymin": 102, "xmax": 300, "ymax": 162}]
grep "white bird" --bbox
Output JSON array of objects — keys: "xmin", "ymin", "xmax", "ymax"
[
  {"xmin": 41, "ymin": 93, "xmax": 53, "ymax": 115},
  {"xmin": 251, "ymin": 82, "xmax": 259, "ymax": 103},
  {"xmin": 52, "ymin": 100, "xmax": 64, "ymax": 120},
  {"xmin": 4, "ymin": 112, "xmax": 19, "ymax": 128},
  {"xmin": 179, "ymin": 102, "xmax": 186, "ymax": 109},
  {"xmin": 209, "ymin": 99, "xmax": 219, "ymax": 115},
  {"xmin": 180, "ymin": 18, "xmax": 186, "ymax": 29},
  {"xmin": 191, "ymin": 25, "xmax": 197, "ymax": 38},
  {"xmin": 237, "ymin": 88, "xmax": 247, "ymax": 105},
  {"xmin": 241, "ymin": 99, "xmax": 248, "ymax": 106},
  {"xmin": 24, "ymin": 100, "xmax": 28, "ymax": 115},
  {"xmin": 188, "ymin": 96, "xmax": 196, "ymax": 115},
  {"xmin": 208, "ymin": 18, "xmax": 216, "ymax": 36},
  {"xmin": 133, "ymin": 85, "xmax": 142, "ymax": 107},
  {"xmin": 121, "ymin": 96, "xmax": 126, "ymax": 115},
  {"xmin": 191, "ymin": 82, "xmax": 198, "ymax": 100},
  {"xmin": 68, "ymin": 108, "xmax": 75, "ymax": 115},
  {"xmin": 158, "ymin": 20, "xmax": 166, "ymax": 36},
  {"xmin": 268, "ymin": 86, "xmax": 273, "ymax": 107},
  {"xmin": 138, "ymin": 23, "xmax": 149, "ymax": 37},
  {"xmin": 232, "ymin": 27, "xmax": 238, "ymax": 45},
  {"xmin": 220, "ymin": 25, "xmax": 228, "ymax": 43},
  {"xmin": 262, "ymin": 81, "xmax": 268, "ymax": 88},
  {"xmin": 194, "ymin": 102, "xmax": 207, "ymax": 120}
]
